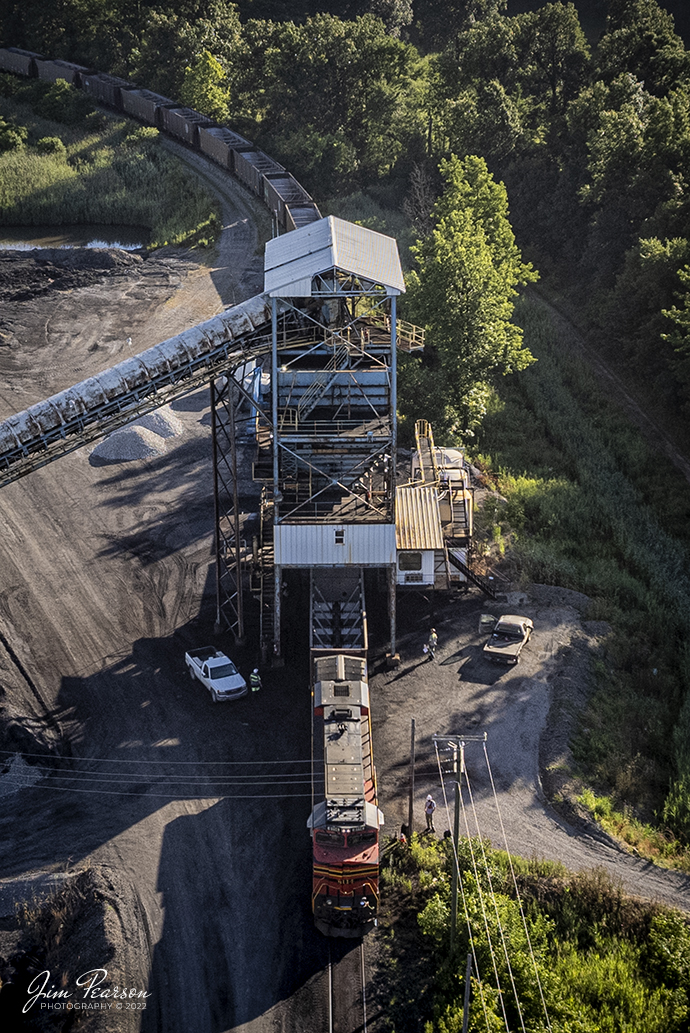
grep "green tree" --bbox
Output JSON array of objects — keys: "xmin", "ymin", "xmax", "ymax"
[
  {"xmin": 663, "ymin": 264, "xmax": 690, "ymax": 405},
  {"xmin": 131, "ymin": 1, "xmax": 241, "ymax": 100},
  {"xmin": 517, "ymin": 1, "xmax": 591, "ymax": 114},
  {"xmin": 402, "ymin": 154, "xmax": 537, "ymax": 439},
  {"xmin": 598, "ymin": 0, "xmax": 690, "ymax": 96},
  {"xmin": 416, "ymin": 0, "xmax": 507, "ymax": 54},
  {"xmin": 0, "ymin": 116, "xmax": 26, "ymax": 152},
  {"xmin": 180, "ymin": 49, "xmax": 229, "ymax": 121},
  {"xmin": 233, "ymin": 14, "xmax": 418, "ymax": 193},
  {"xmin": 366, "ymin": 0, "xmax": 413, "ymax": 38},
  {"xmin": 436, "ymin": 79, "xmax": 522, "ymax": 164},
  {"xmin": 602, "ymin": 236, "xmax": 690, "ymax": 383}
]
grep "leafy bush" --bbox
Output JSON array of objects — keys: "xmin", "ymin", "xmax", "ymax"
[
  {"xmin": 35, "ymin": 136, "xmax": 66, "ymax": 156},
  {"xmin": 389, "ymin": 835, "xmax": 690, "ymax": 1033},
  {"xmin": 0, "ymin": 116, "xmax": 27, "ymax": 152},
  {"xmin": 33, "ymin": 79, "xmax": 94, "ymax": 125}
]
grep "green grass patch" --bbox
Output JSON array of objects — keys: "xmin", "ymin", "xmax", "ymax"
[
  {"xmin": 578, "ymin": 789, "xmax": 690, "ymax": 872},
  {"xmin": 474, "ymin": 295, "xmax": 690, "ymax": 850},
  {"xmin": 0, "ymin": 75, "xmax": 220, "ymax": 250},
  {"xmin": 379, "ymin": 834, "xmax": 690, "ymax": 1032}
]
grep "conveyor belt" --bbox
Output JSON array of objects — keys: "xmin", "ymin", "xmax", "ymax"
[{"xmin": 0, "ymin": 293, "xmax": 296, "ymax": 488}]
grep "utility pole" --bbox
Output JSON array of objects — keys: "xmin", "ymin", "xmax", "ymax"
[
  {"xmin": 408, "ymin": 718, "xmax": 416, "ymax": 835},
  {"xmin": 432, "ymin": 733, "xmax": 487, "ymax": 952},
  {"xmin": 462, "ymin": 954, "xmax": 472, "ymax": 1033},
  {"xmin": 450, "ymin": 777, "xmax": 461, "ymax": 950}
]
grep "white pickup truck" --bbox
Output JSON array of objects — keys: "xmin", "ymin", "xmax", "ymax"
[{"xmin": 185, "ymin": 647, "xmax": 248, "ymax": 702}]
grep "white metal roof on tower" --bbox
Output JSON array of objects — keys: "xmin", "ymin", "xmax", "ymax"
[{"xmin": 264, "ymin": 215, "xmax": 405, "ymax": 297}]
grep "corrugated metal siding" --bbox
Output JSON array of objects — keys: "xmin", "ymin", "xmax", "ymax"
[
  {"xmin": 0, "ymin": 48, "xmax": 39, "ymax": 75},
  {"xmin": 395, "ymin": 485, "xmax": 444, "ymax": 550},
  {"xmin": 331, "ymin": 217, "xmax": 405, "ymax": 294},
  {"xmin": 275, "ymin": 523, "xmax": 396, "ymax": 566},
  {"xmin": 264, "ymin": 215, "xmax": 405, "ymax": 297}
]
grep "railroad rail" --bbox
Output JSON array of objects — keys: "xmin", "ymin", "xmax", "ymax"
[{"xmin": 327, "ymin": 941, "xmax": 368, "ymax": 1033}]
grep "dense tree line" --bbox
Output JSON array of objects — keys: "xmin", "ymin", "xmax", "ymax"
[{"xmin": 2, "ymin": 1, "xmax": 689, "ymax": 427}]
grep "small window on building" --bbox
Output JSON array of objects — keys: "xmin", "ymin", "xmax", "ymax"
[
  {"xmin": 335, "ymin": 529, "xmax": 345, "ymax": 545},
  {"xmin": 399, "ymin": 551, "xmax": 422, "ymax": 571}
]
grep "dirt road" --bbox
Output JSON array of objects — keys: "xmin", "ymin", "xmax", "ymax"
[
  {"xmin": 0, "ymin": 148, "xmax": 688, "ymax": 1033},
  {"xmin": 371, "ymin": 586, "xmax": 690, "ymax": 912}
]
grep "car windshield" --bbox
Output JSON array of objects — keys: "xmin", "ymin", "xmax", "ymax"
[
  {"xmin": 210, "ymin": 662, "xmax": 238, "ymax": 679},
  {"xmin": 495, "ymin": 625, "xmax": 523, "ymax": 639}
]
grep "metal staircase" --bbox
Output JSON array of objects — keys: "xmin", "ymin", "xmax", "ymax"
[
  {"xmin": 414, "ymin": 419, "xmax": 440, "ymax": 485},
  {"xmin": 447, "ymin": 550, "xmax": 498, "ymax": 599},
  {"xmin": 296, "ymin": 342, "xmax": 350, "ymax": 421},
  {"xmin": 255, "ymin": 489, "xmax": 276, "ymax": 660}
]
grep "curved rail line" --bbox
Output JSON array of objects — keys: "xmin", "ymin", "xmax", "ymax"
[{"xmin": 0, "ymin": 47, "xmax": 322, "ymax": 235}]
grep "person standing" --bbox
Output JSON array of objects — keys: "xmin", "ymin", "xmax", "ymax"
[
  {"xmin": 425, "ymin": 794, "xmax": 436, "ymax": 832},
  {"xmin": 426, "ymin": 628, "xmax": 438, "ymax": 662},
  {"xmin": 250, "ymin": 668, "xmax": 262, "ymax": 693}
]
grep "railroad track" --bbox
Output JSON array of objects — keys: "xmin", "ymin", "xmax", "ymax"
[{"xmin": 327, "ymin": 939, "xmax": 368, "ymax": 1033}]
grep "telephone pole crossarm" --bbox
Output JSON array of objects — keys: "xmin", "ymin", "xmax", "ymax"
[{"xmin": 433, "ymin": 732, "xmax": 487, "ymax": 774}]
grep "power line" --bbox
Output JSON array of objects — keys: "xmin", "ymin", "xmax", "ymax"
[
  {"xmin": 0, "ymin": 748, "xmax": 314, "ymax": 765},
  {"xmin": 463, "ymin": 759, "xmax": 526, "ymax": 1033},
  {"xmin": 434, "ymin": 740, "xmax": 494, "ymax": 1033},
  {"xmin": 453, "ymin": 754, "xmax": 512, "ymax": 1033},
  {"xmin": 482, "ymin": 741, "xmax": 553, "ymax": 1033},
  {"xmin": 0, "ymin": 778, "xmax": 317, "ymax": 800},
  {"xmin": 2, "ymin": 765, "xmax": 321, "ymax": 784}
]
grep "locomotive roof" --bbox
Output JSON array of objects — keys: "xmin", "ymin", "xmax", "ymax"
[
  {"xmin": 314, "ymin": 676, "xmax": 369, "ymax": 711},
  {"xmin": 324, "ymin": 708, "xmax": 364, "ymax": 797},
  {"xmin": 264, "ymin": 215, "xmax": 405, "ymax": 298}
]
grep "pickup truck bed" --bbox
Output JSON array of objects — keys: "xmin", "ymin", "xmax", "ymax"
[{"xmin": 185, "ymin": 647, "xmax": 248, "ymax": 702}]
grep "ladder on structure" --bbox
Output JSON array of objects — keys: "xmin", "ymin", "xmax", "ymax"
[
  {"xmin": 414, "ymin": 419, "xmax": 440, "ymax": 485},
  {"xmin": 256, "ymin": 489, "xmax": 275, "ymax": 660},
  {"xmin": 297, "ymin": 341, "xmax": 350, "ymax": 421}
]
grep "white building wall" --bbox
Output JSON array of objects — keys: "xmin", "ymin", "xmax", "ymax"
[
  {"xmin": 396, "ymin": 549, "xmax": 435, "ymax": 586},
  {"xmin": 275, "ymin": 523, "xmax": 396, "ymax": 566}
]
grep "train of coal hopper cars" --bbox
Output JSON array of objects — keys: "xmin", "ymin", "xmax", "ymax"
[
  {"xmin": 0, "ymin": 45, "xmax": 383, "ymax": 938},
  {"xmin": 0, "ymin": 47, "xmax": 321, "ymax": 235}
]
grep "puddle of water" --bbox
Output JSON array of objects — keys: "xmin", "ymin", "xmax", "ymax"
[{"xmin": 0, "ymin": 224, "xmax": 149, "ymax": 250}]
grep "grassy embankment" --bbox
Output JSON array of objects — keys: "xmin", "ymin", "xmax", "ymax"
[
  {"xmin": 376, "ymin": 834, "xmax": 690, "ymax": 1032},
  {"xmin": 473, "ymin": 296, "xmax": 690, "ymax": 869},
  {"xmin": 0, "ymin": 75, "xmax": 220, "ymax": 249}
]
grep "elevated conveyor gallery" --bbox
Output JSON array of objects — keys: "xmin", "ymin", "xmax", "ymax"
[{"xmin": 0, "ymin": 293, "xmax": 301, "ymax": 488}]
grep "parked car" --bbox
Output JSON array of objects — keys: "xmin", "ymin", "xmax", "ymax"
[
  {"xmin": 185, "ymin": 647, "xmax": 248, "ymax": 701},
  {"xmin": 482, "ymin": 615, "xmax": 533, "ymax": 665}
]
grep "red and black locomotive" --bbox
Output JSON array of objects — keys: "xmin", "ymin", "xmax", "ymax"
[{"xmin": 309, "ymin": 652, "xmax": 383, "ymax": 938}]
